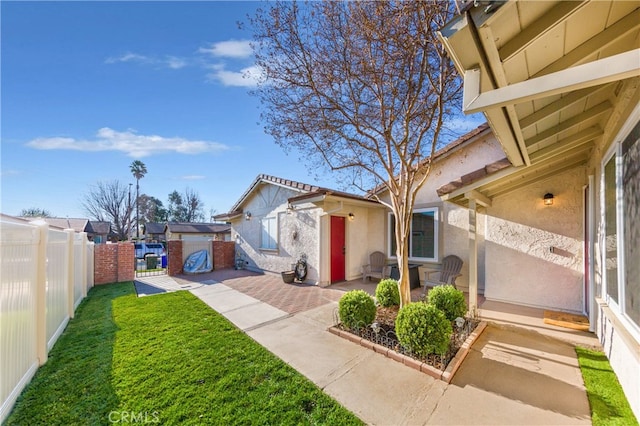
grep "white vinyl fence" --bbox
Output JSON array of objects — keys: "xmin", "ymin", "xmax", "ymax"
[{"xmin": 0, "ymin": 218, "xmax": 94, "ymax": 423}]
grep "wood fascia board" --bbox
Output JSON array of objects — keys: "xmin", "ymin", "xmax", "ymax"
[
  {"xmin": 488, "ymin": 154, "xmax": 590, "ymax": 199},
  {"xmin": 463, "ymin": 49, "xmax": 640, "ymax": 114},
  {"xmin": 439, "ymin": 165, "xmax": 519, "ymax": 201},
  {"xmin": 463, "ymin": 13, "xmax": 529, "ymax": 167},
  {"xmin": 498, "ymin": 1, "xmax": 587, "ymax": 62},
  {"xmin": 484, "ymin": 110, "xmax": 526, "ymax": 167},
  {"xmin": 477, "ymin": 24, "xmax": 531, "ymax": 167}
]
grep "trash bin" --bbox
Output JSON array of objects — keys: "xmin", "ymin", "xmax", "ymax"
[
  {"xmin": 161, "ymin": 255, "xmax": 167, "ymax": 268},
  {"xmin": 146, "ymin": 254, "xmax": 158, "ymax": 270}
]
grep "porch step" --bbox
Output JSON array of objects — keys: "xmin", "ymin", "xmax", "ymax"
[{"xmin": 543, "ymin": 310, "xmax": 589, "ymax": 331}]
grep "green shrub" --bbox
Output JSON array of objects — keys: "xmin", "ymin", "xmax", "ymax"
[
  {"xmin": 375, "ymin": 279, "xmax": 400, "ymax": 307},
  {"xmin": 395, "ymin": 302, "xmax": 452, "ymax": 356},
  {"xmin": 338, "ymin": 290, "xmax": 376, "ymax": 330},
  {"xmin": 427, "ymin": 285, "xmax": 467, "ymax": 321}
]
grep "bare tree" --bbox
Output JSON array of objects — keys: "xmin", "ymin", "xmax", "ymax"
[
  {"xmin": 249, "ymin": 1, "xmax": 461, "ymax": 306},
  {"xmin": 82, "ymin": 180, "xmax": 133, "ymax": 240},
  {"xmin": 20, "ymin": 207, "xmax": 52, "ymax": 217}
]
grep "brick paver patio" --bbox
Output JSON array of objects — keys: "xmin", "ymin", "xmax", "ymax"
[
  {"xmin": 173, "ymin": 269, "xmax": 347, "ymax": 314},
  {"xmin": 173, "ymin": 268, "xmax": 428, "ymax": 314}
]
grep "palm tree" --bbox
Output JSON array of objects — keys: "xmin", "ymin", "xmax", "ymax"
[{"xmin": 130, "ymin": 160, "xmax": 147, "ymax": 239}]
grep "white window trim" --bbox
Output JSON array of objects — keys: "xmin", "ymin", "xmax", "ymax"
[
  {"xmin": 601, "ymin": 145, "xmax": 622, "ymax": 312},
  {"xmin": 600, "ymin": 104, "xmax": 640, "ymax": 339},
  {"xmin": 387, "ymin": 207, "xmax": 439, "ymax": 263},
  {"xmin": 260, "ymin": 216, "xmax": 278, "ymax": 251}
]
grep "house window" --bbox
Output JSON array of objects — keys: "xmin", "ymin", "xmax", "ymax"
[
  {"xmin": 260, "ymin": 217, "xmax": 277, "ymax": 250},
  {"xmin": 602, "ymin": 118, "xmax": 640, "ymax": 331},
  {"xmin": 622, "ymin": 121, "xmax": 640, "ymax": 328},
  {"xmin": 604, "ymin": 154, "xmax": 619, "ymax": 304},
  {"xmin": 388, "ymin": 208, "xmax": 438, "ymax": 262}
]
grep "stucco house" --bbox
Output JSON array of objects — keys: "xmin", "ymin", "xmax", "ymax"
[
  {"xmin": 215, "ymin": 125, "xmax": 506, "ymax": 287},
  {"xmin": 215, "ymin": 174, "xmax": 388, "ymax": 285},
  {"xmin": 215, "ymin": 0, "xmax": 639, "ymax": 415},
  {"xmin": 438, "ymin": 0, "xmax": 639, "ymax": 417}
]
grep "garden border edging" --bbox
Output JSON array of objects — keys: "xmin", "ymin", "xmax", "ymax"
[{"xmin": 328, "ymin": 321, "xmax": 487, "ymax": 383}]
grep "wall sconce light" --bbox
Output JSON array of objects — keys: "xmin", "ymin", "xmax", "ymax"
[
  {"xmin": 543, "ymin": 193, "xmax": 554, "ymax": 206},
  {"xmin": 245, "ymin": 211, "xmax": 252, "ymax": 221},
  {"xmin": 348, "ymin": 212, "xmax": 355, "ymax": 221}
]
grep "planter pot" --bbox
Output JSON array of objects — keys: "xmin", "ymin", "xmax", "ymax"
[{"xmin": 281, "ymin": 271, "xmax": 296, "ymax": 284}]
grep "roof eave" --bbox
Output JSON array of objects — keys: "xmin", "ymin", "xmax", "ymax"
[{"xmin": 438, "ymin": 2, "xmax": 528, "ymax": 168}]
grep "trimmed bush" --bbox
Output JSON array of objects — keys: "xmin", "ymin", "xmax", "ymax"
[
  {"xmin": 395, "ymin": 302, "xmax": 452, "ymax": 356},
  {"xmin": 427, "ymin": 285, "xmax": 467, "ymax": 321},
  {"xmin": 375, "ymin": 278, "xmax": 400, "ymax": 307},
  {"xmin": 338, "ymin": 290, "xmax": 376, "ymax": 330}
]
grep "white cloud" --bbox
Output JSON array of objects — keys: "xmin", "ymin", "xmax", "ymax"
[
  {"xmin": 198, "ymin": 40, "xmax": 253, "ymax": 59},
  {"xmin": 207, "ymin": 64, "xmax": 264, "ymax": 87},
  {"xmin": 166, "ymin": 56, "xmax": 188, "ymax": 69},
  {"xmin": 105, "ymin": 52, "xmax": 151, "ymax": 65},
  {"xmin": 105, "ymin": 40, "xmax": 258, "ymax": 85},
  {"xmin": 180, "ymin": 175, "xmax": 206, "ymax": 180},
  {"xmin": 26, "ymin": 128, "xmax": 228, "ymax": 158},
  {"xmin": 105, "ymin": 52, "xmax": 188, "ymax": 69}
]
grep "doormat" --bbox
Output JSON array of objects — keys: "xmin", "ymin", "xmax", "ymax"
[{"xmin": 543, "ymin": 310, "xmax": 589, "ymax": 331}]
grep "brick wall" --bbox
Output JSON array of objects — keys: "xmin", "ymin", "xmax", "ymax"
[
  {"xmin": 213, "ymin": 241, "xmax": 235, "ymax": 269},
  {"xmin": 167, "ymin": 240, "xmax": 183, "ymax": 276},
  {"xmin": 94, "ymin": 242, "xmax": 134, "ymax": 285},
  {"xmin": 117, "ymin": 242, "xmax": 134, "ymax": 282}
]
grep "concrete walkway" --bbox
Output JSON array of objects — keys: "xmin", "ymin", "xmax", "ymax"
[{"xmin": 141, "ymin": 271, "xmax": 597, "ymax": 424}]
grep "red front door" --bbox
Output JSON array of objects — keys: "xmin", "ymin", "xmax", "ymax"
[{"xmin": 330, "ymin": 216, "xmax": 346, "ymax": 283}]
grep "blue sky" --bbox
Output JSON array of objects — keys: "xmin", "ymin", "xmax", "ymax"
[{"xmin": 1, "ymin": 1, "xmax": 484, "ymax": 220}]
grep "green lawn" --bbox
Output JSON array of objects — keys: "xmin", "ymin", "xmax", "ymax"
[
  {"xmin": 5, "ymin": 283, "xmax": 363, "ymax": 425},
  {"xmin": 576, "ymin": 346, "xmax": 638, "ymax": 426}
]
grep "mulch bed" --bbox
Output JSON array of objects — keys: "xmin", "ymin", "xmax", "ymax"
[{"xmin": 336, "ymin": 305, "xmax": 480, "ymax": 371}]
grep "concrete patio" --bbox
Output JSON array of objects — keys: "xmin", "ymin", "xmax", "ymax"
[{"xmin": 135, "ymin": 269, "xmax": 603, "ymax": 425}]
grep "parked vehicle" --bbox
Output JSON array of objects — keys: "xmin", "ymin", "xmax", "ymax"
[{"xmin": 134, "ymin": 242, "xmax": 165, "ymax": 259}]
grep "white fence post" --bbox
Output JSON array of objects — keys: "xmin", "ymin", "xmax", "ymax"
[
  {"xmin": 79, "ymin": 232, "xmax": 88, "ymax": 298},
  {"xmin": 33, "ymin": 220, "xmax": 48, "ymax": 366},
  {"xmin": 65, "ymin": 229, "xmax": 75, "ymax": 319},
  {"xmin": 87, "ymin": 242, "xmax": 94, "ymax": 289}
]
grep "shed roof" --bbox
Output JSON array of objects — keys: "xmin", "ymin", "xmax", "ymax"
[
  {"xmin": 166, "ymin": 222, "xmax": 230, "ymax": 234},
  {"xmin": 144, "ymin": 222, "xmax": 167, "ymax": 234}
]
